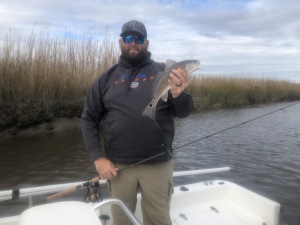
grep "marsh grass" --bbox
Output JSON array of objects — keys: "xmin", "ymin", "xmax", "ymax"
[
  {"xmin": 0, "ymin": 30, "xmax": 118, "ymax": 108},
  {"xmin": 188, "ymin": 75, "xmax": 300, "ymax": 111},
  {"xmin": 0, "ymin": 29, "xmax": 300, "ymax": 129}
]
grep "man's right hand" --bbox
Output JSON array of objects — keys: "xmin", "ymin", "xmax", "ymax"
[{"xmin": 94, "ymin": 157, "xmax": 118, "ymax": 180}]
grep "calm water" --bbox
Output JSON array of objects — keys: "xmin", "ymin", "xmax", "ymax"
[{"xmin": 0, "ymin": 102, "xmax": 299, "ymax": 224}]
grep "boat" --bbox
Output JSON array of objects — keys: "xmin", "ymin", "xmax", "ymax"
[{"xmin": 0, "ymin": 167, "xmax": 281, "ymax": 225}]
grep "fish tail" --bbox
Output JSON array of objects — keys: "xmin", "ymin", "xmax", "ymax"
[{"xmin": 142, "ymin": 105, "xmax": 156, "ymax": 120}]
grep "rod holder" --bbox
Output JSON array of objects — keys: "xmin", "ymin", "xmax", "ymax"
[{"xmin": 99, "ymin": 214, "xmax": 110, "ymax": 225}]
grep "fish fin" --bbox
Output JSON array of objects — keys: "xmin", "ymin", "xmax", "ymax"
[
  {"xmin": 142, "ymin": 104, "xmax": 156, "ymax": 120},
  {"xmin": 166, "ymin": 59, "xmax": 177, "ymax": 70},
  {"xmin": 161, "ymin": 92, "xmax": 168, "ymax": 102}
]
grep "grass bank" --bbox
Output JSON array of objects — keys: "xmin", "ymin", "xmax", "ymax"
[
  {"xmin": 188, "ymin": 76, "xmax": 300, "ymax": 111},
  {"xmin": 0, "ymin": 30, "xmax": 118, "ymax": 132},
  {"xmin": 1, "ymin": 30, "xmax": 300, "ymax": 133}
]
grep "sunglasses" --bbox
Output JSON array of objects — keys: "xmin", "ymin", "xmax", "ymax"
[{"xmin": 122, "ymin": 35, "xmax": 145, "ymax": 44}]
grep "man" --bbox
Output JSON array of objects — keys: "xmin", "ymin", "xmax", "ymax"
[{"xmin": 81, "ymin": 20, "xmax": 193, "ymax": 225}]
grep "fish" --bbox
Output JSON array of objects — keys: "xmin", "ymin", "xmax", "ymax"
[{"xmin": 142, "ymin": 59, "xmax": 200, "ymax": 120}]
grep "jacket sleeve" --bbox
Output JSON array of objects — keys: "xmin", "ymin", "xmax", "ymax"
[
  {"xmin": 171, "ymin": 91, "xmax": 193, "ymax": 118},
  {"xmin": 81, "ymin": 76, "xmax": 105, "ymax": 161}
]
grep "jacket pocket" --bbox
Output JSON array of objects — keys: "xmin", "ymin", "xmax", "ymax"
[{"xmin": 103, "ymin": 120, "xmax": 166, "ymax": 162}]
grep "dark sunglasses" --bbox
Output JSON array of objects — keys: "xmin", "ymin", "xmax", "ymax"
[{"xmin": 122, "ymin": 35, "xmax": 145, "ymax": 44}]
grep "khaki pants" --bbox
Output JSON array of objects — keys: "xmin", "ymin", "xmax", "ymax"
[{"xmin": 110, "ymin": 160, "xmax": 174, "ymax": 225}]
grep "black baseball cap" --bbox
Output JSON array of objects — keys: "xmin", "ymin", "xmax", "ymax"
[{"xmin": 120, "ymin": 20, "xmax": 147, "ymax": 38}]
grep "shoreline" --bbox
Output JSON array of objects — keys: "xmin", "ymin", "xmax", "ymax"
[
  {"xmin": 0, "ymin": 117, "xmax": 82, "ymax": 138},
  {"xmin": 0, "ymin": 101, "xmax": 83, "ymax": 138},
  {"xmin": 1, "ymin": 100, "xmax": 299, "ymax": 138}
]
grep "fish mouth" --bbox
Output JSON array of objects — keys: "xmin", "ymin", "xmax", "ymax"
[{"xmin": 186, "ymin": 61, "xmax": 201, "ymax": 72}]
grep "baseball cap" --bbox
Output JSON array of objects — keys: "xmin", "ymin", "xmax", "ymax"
[{"xmin": 120, "ymin": 20, "xmax": 147, "ymax": 38}]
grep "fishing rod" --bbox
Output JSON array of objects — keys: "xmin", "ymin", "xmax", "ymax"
[{"xmin": 47, "ymin": 101, "xmax": 299, "ymax": 201}]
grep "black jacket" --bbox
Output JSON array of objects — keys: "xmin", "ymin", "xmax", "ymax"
[{"xmin": 81, "ymin": 53, "xmax": 193, "ymax": 164}]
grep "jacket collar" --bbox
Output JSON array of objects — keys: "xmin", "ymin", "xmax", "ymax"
[{"xmin": 118, "ymin": 52, "xmax": 153, "ymax": 68}]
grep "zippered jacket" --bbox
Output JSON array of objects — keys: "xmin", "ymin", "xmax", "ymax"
[{"xmin": 81, "ymin": 53, "xmax": 193, "ymax": 164}]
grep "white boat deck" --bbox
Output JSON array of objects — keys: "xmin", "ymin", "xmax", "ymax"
[
  {"xmin": 0, "ymin": 176, "xmax": 281, "ymax": 225},
  {"xmin": 135, "ymin": 180, "xmax": 280, "ymax": 225}
]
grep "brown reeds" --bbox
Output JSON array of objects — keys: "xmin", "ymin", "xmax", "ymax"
[
  {"xmin": 188, "ymin": 75, "xmax": 300, "ymax": 111},
  {"xmin": 0, "ymin": 29, "xmax": 118, "ymax": 107}
]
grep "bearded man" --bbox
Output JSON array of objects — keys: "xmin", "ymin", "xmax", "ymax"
[{"xmin": 81, "ymin": 20, "xmax": 193, "ymax": 225}]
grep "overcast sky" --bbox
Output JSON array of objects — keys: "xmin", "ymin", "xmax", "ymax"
[{"xmin": 1, "ymin": 0, "xmax": 299, "ymax": 82}]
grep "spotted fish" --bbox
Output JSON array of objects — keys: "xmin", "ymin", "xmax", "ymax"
[{"xmin": 142, "ymin": 59, "xmax": 200, "ymax": 120}]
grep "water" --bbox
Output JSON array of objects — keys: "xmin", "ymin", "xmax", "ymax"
[{"xmin": 0, "ymin": 102, "xmax": 299, "ymax": 224}]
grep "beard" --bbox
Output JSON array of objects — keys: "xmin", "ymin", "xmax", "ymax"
[{"xmin": 120, "ymin": 46, "xmax": 148, "ymax": 66}]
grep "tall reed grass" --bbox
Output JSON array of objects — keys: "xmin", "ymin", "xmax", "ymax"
[
  {"xmin": 0, "ymin": 29, "xmax": 300, "ymax": 129},
  {"xmin": 188, "ymin": 75, "xmax": 300, "ymax": 111},
  {"xmin": 0, "ymin": 30, "xmax": 118, "ymax": 108}
]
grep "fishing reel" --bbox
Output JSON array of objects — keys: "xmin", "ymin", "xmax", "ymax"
[{"xmin": 84, "ymin": 181, "xmax": 102, "ymax": 203}]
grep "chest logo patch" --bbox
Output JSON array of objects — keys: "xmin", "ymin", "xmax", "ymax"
[{"xmin": 131, "ymin": 81, "xmax": 139, "ymax": 88}]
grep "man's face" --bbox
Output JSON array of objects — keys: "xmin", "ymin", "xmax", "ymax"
[{"xmin": 119, "ymin": 32, "xmax": 149, "ymax": 65}]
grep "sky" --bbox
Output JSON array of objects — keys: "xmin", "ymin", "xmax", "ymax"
[{"xmin": 0, "ymin": 0, "xmax": 300, "ymax": 82}]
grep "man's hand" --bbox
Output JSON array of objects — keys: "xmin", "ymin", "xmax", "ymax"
[
  {"xmin": 168, "ymin": 67, "xmax": 189, "ymax": 98},
  {"xmin": 94, "ymin": 157, "xmax": 118, "ymax": 180}
]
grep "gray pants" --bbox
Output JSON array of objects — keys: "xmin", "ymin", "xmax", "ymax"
[{"xmin": 110, "ymin": 160, "xmax": 174, "ymax": 225}]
